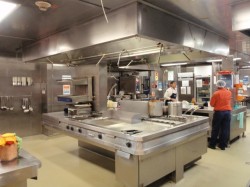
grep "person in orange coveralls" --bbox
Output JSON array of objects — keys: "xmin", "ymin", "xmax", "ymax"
[{"xmin": 208, "ymin": 80, "xmax": 232, "ymax": 150}]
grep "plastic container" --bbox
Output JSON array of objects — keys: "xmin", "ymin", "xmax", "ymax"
[{"xmin": 0, "ymin": 143, "xmax": 18, "ymax": 162}]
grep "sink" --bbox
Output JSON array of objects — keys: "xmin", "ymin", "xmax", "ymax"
[{"xmin": 182, "ymin": 115, "xmax": 199, "ymax": 122}]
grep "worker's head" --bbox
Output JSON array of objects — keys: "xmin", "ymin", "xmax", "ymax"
[
  {"xmin": 216, "ymin": 80, "xmax": 226, "ymax": 88},
  {"xmin": 170, "ymin": 81, "xmax": 177, "ymax": 89}
]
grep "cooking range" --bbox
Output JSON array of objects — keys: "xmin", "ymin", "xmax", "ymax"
[{"xmin": 43, "ymin": 111, "xmax": 209, "ymax": 187}]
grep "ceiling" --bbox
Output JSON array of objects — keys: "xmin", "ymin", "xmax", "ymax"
[
  {"xmin": 1, "ymin": 0, "xmax": 250, "ymax": 65},
  {"xmin": 0, "ymin": 0, "xmax": 133, "ymax": 54}
]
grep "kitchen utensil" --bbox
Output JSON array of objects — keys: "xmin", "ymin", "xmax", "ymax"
[
  {"xmin": 5, "ymin": 96, "xmax": 9, "ymax": 110},
  {"xmin": 1, "ymin": 97, "xmax": 7, "ymax": 111},
  {"xmin": 22, "ymin": 98, "xmax": 26, "ymax": 110},
  {"xmin": 148, "ymin": 100, "xmax": 163, "ymax": 117},
  {"xmin": 162, "ymin": 105, "xmax": 168, "ymax": 115},
  {"xmin": 24, "ymin": 98, "xmax": 30, "ymax": 113},
  {"xmin": 168, "ymin": 102, "xmax": 182, "ymax": 116},
  {"xmin": 9, "ymin": 97, "xmax": 14, "ymax": 111}
]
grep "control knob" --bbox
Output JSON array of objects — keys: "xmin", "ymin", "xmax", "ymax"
[
  {"xmin": 70, "ymin": 127, "xmax": 74, "ymax": 131},
  {"xmin": 98, "ymin": 134, "xmax": 102, "ymax": 139},
  {"xmin": 78, "ymin": 129, "xmax": 82, "ymax": 133},
  {"xmin": 126, "ymin": 142, "xmax": 132, "ymax": 148},
  {"xmin": 66, "ymin": 126, "xmax": 70, "ymax": 130}
]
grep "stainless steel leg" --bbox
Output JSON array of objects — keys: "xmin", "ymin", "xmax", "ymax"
[
  {"xmin": 174, "ymin": 147, "xmax": 184, "ymax": 182},
  {"xmin": 115, "ymin": 152, "xmax": 139, "ymax": 187},
  {"xmin": 242, "ymin": 132, "xmax": 246, "ymax": 137}
]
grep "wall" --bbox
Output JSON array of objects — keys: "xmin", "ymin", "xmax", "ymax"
[
  {"xmin": 0, "ymin": 55, "xmax": 108, "ymax": 137},
  {"xmin": 0, "ymin": 56, "xmax": 43, "ymax": 137}
]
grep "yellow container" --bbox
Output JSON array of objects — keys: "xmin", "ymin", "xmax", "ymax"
[
  {"xmin": 0, "ymin": 137, "xmax": 5, "ymax": 146},
  {"xmin": 2, "ymin": 133, "xmax": 17, "ymax": 143}
]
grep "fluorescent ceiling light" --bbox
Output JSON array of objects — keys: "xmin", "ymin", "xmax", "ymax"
[
  {"xmin": 161, "ymin": 62, "xmax": 187, "ymax": 67},
  {"xmin": 0, "ymin": 1, "xmax": 19, "ymax": 23},
  {"xmin": 118, "ymin": 66, "xmax": 128, "ymax": 69},
  {"xmin": 206, "ymin": 59, "xmax": 222, "ymax": 62},
  {"xmin": 241, "ymin": 66, "xmax": 250, "ymax": 68},
  {"xmin": 121, "ymin": 48, "xmax": 161, "ymax": 58},
  {"xmin": 53, "ymin": 64, "xmax": 66, "ymax": 67},
  {"xmin": 206, "ymin": 57, "xmax": 242, "ymax": 63},
  {"xmin": 233, "ymin": 58, "xmax": 241, "ymax": 61}
]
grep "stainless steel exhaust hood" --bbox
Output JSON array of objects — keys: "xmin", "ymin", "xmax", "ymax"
[{"xmin": 23, "ymin": 2, "xmax": 229, "ymax": 63}]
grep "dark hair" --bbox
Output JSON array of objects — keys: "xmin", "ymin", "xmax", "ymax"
[{"xmin": 170, "ymin": 81, "xmax": 175, "ymax": 85}]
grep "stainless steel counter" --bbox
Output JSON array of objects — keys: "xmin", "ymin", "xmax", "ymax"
[
  {"xmin": 43, "ymin": 111, "xmax": 209, "ymax": 187},
  {"xmin": 0, "ymin": 150, "xmax": 41, "ymax": 187},
  {"xmin": 183, "ymin": 106, "xmax": 247, "ymax": 141}
]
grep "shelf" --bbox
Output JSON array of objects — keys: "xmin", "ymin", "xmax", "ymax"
[
  {"xmin": 197, "ymin": 90, "xmax": 210, "ymax": 93},
  {"xmin": 57, "ymin": 95, "xmax": 92, "ymax": 103},
  {"xmin": 57, "ymin": 77, "xmax": 91, "ymax": 85}
]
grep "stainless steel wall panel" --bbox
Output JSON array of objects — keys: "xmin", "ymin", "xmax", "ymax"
[{"xmin": 0, "ymin": 57, "xmax": 43, "ymax": 137}]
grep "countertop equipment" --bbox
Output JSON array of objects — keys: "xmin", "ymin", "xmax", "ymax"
[
  {"xmin": 148, "ymin": 100, "xmax": 163, "ymax": 117},
  {"xmin": 43, "ymin": 110, "xmax": 209, "ymax": 187},
  {"xmin": 168, "ymin": 102, "xmax": 182, "ymax": 116},
  {"xmin": 57, "ymin": 77, "xmax": 94, "ymax": 118},
  {"xmin": 57, "ymin": 77, "xmax": 93, "ymax": 103}
]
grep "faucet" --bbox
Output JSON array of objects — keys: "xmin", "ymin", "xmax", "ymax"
[
  {"xmin": 184, "ymin": 107, "xmax": 194, "ymax": 115},
  {"xmin": 107, "ymin": 83, "xmax": 117, "ymax": 100},
  {"xmin": 190, "ymin": 107, "xmax": 199, "ymax": 115}
]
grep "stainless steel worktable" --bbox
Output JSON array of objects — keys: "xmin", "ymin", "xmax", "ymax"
[
  {"xmin": 0, "ymin": 149, "xmax": 41, "ymax": 187},
  {"xmin": 183, "ymin": 106, "xmax": 247, "ymax": 141}
]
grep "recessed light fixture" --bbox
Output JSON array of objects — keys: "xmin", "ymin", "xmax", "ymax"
[
  {"xmin": 160, "ymin": 62, "xmax": 187, "ymax": 67},
  {"xmin": 35, "ymin": 1, "xmax": 51, "ymax": 11},
  {"xmin": 0, "ymin": 1, "xmax": 18, "ymax": 23}
]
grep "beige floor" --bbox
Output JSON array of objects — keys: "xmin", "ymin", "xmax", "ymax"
[{"xmin": 23, "ymin": 118, "xmax": 250, "ymax": 187}]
